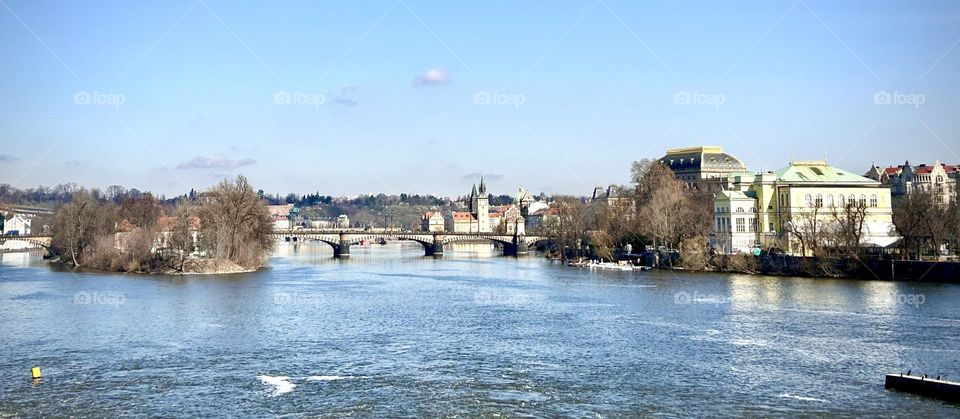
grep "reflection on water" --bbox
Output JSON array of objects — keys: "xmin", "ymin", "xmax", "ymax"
[{"xmin": 0, "ymin": 243, "xmax": 958, "ymax": 416}]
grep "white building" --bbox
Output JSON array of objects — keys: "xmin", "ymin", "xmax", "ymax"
[
  {"xmin": 420, "ymin": 211, "xmax": 445, "ymax": 232},
  {"xmin": 2, "ymin": 214, "xmax": 31, "ymax": 235}
]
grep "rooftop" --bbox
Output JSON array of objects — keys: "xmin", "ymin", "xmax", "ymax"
[{"xmin": 773, "ymin": 160, "xmax": 877, "ymax": 184}]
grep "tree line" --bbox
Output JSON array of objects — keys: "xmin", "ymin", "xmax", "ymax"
[
  {"xmin": 50, "ymin": 176, "xmax": 274, "ymax": 273},
  {"xmin": 536, "ymin": 158, "xmax": 960, "ymax": 270}
]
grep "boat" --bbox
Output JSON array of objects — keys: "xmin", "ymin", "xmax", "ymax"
[{"xmin": 589, "ymin": 262, "xmax": 634, "ymax": 271}]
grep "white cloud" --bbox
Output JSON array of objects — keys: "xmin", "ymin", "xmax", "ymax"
[
  {"xmin": 413, "ymin": 68, "xmax": 449, "ymax": 86},
  {"xmin": 176, "ymin": 155, "xmax": 256, "ymax": 170}
]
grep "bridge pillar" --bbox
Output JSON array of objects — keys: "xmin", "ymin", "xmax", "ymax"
[
  {"xmin": 503, "ymin": 234, "xmax": 528, "ymax": 257},
  {"xmin": 426, "ymin": 233, "xmax": 444, "ymax": 257},
  {"xmin": 334, "ymin": 233, "xmax": 351, "ymax": 258}
]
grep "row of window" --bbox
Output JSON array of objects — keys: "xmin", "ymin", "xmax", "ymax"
[
  {"xmin": 715, "ymin": 206, "xmax": 756, "ymax": 213},
  {"xmin": 716, "ymin": 217, "xmax": 757, "ymax": 233},
  {"xmin": 803, "ymin": 193, "xmax": 878, "ymax": 208}
]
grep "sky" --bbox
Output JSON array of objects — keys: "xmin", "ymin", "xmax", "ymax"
[{"xmin": 1, "ymin": 0, "xmax": 959, "ymax": 198}]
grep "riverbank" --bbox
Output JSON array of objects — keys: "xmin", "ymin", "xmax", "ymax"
[
  {"xmin": 45, "ymin": 255, "xmax": 259, "ymax": 275},
  {"xmin": 640, "ymin": 254, "xmax": 960, "ymax": 283}
]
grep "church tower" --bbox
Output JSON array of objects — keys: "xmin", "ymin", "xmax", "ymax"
[
  {"xmin": 476, "ymin": 176, "xmax": 490, "ymax": 232},
  {"xmin": 469, "ymin": 183, "xmax": 478, "ymax": 213}
]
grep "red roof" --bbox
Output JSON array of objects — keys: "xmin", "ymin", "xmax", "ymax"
[
  {"xmin": 452, "ymin": 211, "xmax": 475, "ymax": 221},
  {"xmin": 157, "ymin": 216, "xmax": 201, "ymax": 231}
]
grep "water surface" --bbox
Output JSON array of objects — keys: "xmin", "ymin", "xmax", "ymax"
[{"xmin": 1, "ymin": 242, "xmax": 958, "ymax": 416}]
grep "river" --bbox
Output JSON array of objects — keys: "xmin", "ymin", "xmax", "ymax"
[{"xmin": 1, "ymin": 241, "xmax": 958, "ymax": 416}]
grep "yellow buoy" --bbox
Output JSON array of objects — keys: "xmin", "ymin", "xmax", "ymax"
[{"xmin": 31, "ymin": 367, "xmax": 41, "ymax": 379}]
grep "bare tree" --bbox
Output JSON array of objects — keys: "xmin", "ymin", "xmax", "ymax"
[
  {"xmin": 119, "ymin": 193, "xmax": 161, "ymax": 229},
  {"xmin": 829, "ymin": 200, "xmax": 868, "ymax": 257},
  {"xmin": 167, "ymin": 202, "xmax": 195, "ymax": 271},
  {"xmin": 784, "ymin": 206, "xmax": 825, "ymax": 257},
  {"xmin": 893, "ymin": 191, "xmax": 934, "ymax": 260},
  {"xmin": 51, "ymin": 189, "xmax": 116, "ymax": 267},
  {"xmin": 635, "ymin": 163, "xmax": 685, "ymax": 250},
  {"xmin": 542, "ymin": 196, "xmax": 591, "ymax": 261},
  {"xmin": 197, "ymin": 176, "xmax": 275, "ymax": 269}
]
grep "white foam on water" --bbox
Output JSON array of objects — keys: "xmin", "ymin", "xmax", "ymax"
[
  {"xmin": 307, "ymin": 375, "xmax": 361, "ymax": 381},
  {"xmin": 730, "ymin": 338, "xmax": 768, "ymax": 347},
  {"xmin": 258, "ymin": 375, "xmax": 296, "ymax": 395},
  {"xmin": 779, "ymin": 393, "xmax": 827, "ymax": 403}
]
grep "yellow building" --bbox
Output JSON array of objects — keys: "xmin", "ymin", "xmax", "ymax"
[{"xmin": 713, "ymin": 160, "xmax": 898, "ymax": 255}]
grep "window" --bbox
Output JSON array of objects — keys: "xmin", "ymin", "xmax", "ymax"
[
  {"xmin": 826, "ymin": 194, "xmax": 835, "ymax": 208},
  {"xmin": 748, "ymin": 219, "xmax": 756, "ymax": 233},
  {"xmin": 859, "ymin": 194, "xmax": 867, "ymax": 207},
  {"xmin": 769, "ymin": 222, "xmax": 774, "ymax": 232},
  {"xmin": 838, "ymin": 194, "xmax": 845, "ymax": 206},
  {"xmin": 848, "ymin": 194, "xmax": 856, "ymax": 205},
  {"xmin": 804, "ymin": 194, "xmax": 812, "ymax": 207},
  {"xmin": 736, "ymin": 207, "xmax": 744, "ymax": 213},
  {"xmin": 736, "ymin": 218, "xmax": 745, "ymax": 233},
  {"xmin": 815, "ymin": 194, "xmax": 823, "ymax": 208},
  {"xmin": 869, "ymin": 194, "xmax": 878, "ymax": 208}
]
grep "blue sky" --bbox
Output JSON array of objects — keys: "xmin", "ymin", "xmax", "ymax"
[{"xmin": 1, "ymin": 0, "xmax": 958, "ymax": 197}]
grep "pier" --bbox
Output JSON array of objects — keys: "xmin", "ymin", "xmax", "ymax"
[{"xmin": 885, "ymin": 374, "xmax": 960, "ymax": 402}]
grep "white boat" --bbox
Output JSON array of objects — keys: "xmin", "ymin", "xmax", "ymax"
[{"xmin": 588, "ymin": 262, "xmax": 634, "ymax": 271}]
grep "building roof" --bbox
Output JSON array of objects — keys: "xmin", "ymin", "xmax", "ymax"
[
  {"xmin": 156, "ymin": 216, "xmax": 201, "ymax": 231},
  {"xmin": 515, "ymin": 187, "xmax": 534, "ymax": 204},
  {"xmin": 267, "ymin": 204, "xmax": 294, "ymax": 217},
  {"xmin": 452, "ymin": 211, "xmax": 475, "ymax": 221},
  {"xmin": 716, "ymin": 190, "xmax": 756, "ymax": 201},
  {"xmin": 659, "ymin": 145, "xmax": 748, "ymax": 173},
  {"xmin": 772, "ymin": 160, "xmax": 878, "ymax": 184}
]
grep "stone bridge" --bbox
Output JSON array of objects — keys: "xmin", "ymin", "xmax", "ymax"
[
  {"xmin": 0, "ymin": 235, "xmax": 52, "ymax": 252},
  {"xmin": 272, "ymin": 229, "xmax": 551, "ymax": 258}
]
